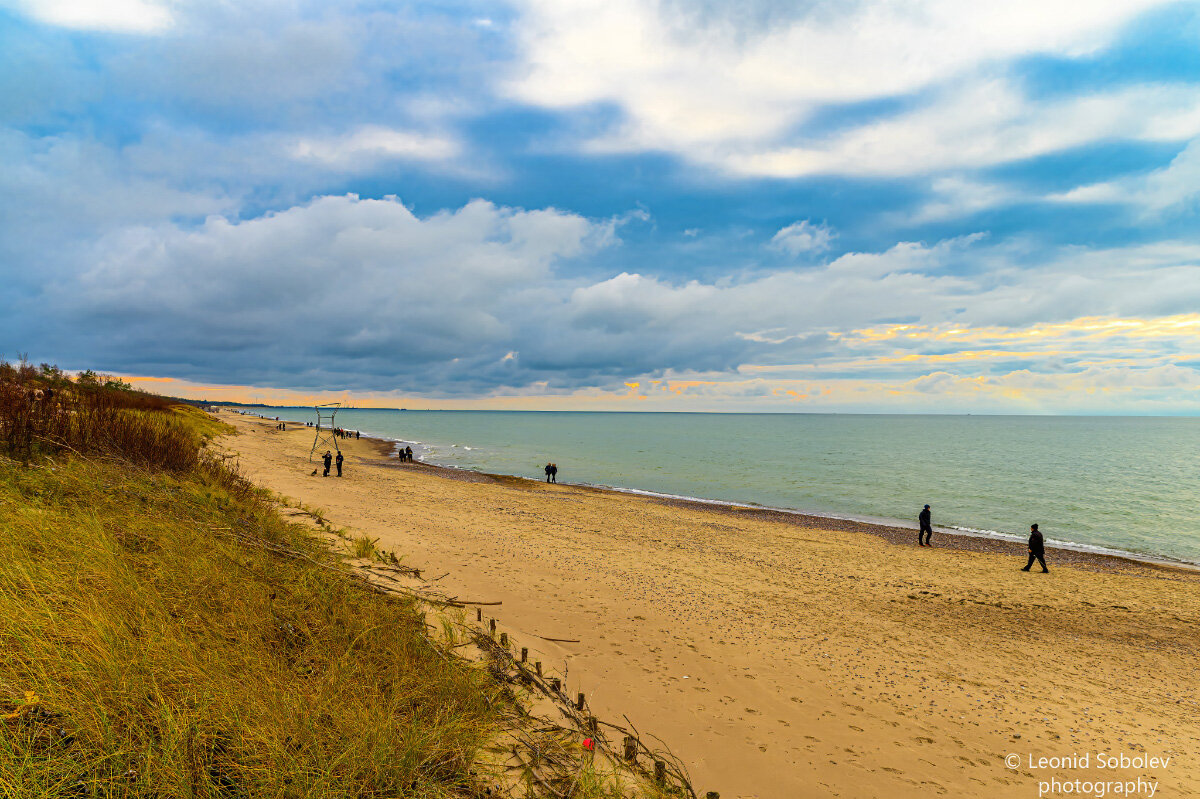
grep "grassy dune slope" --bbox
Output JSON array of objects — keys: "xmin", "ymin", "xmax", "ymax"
[{"xmin": 1, "ymin": 437, "xmax": 504, "ymax": 796}]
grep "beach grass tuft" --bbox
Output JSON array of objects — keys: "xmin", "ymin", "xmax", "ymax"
[{"xmin": 351, "ymin": 533, "xmax": 381, "ymax": 560}]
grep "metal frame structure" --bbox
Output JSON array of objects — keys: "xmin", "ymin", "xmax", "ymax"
[{"xmin": 310, "ymin": 403, "xmax": 342, "ymax": 461}]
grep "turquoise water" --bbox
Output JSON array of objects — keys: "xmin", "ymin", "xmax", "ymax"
[{"xmin": 243, "ymin": 409, "xmax": 1200, "ymax": 566}]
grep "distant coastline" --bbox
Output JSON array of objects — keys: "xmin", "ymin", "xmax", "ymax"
[{"xmin": 232, "ymin": 407, "xmax": 1200, "ymax": 576}]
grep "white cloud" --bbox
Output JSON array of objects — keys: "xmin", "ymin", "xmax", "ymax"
[
  {"xmin": 908, "ymin": 176, "xmax": 1025, "ymax": 223},
  {"xmin": 1049, "ymin": 138, "xmax": 1200, "ymax": 214},
  {"xmin": 291, "ymin": 126, "xmax": 460, "ymax": 167},
  {"xmin": 46, "ymin": 195, "xmax": 616, "ymax": 389},
  {"xmin": 505, "ymin": 0, "xmax": 1187, "ymax": 177},
  {"xmin": 723, "ymin": 82, "xmax": 1200, "ymax": 178},
  {"xmin": 770, "ymin": 220, "xmax": 834, "ymax": 255},
  {"xmin": 4, "ymin": 0, "xmax": 172, "ymax": 32}
]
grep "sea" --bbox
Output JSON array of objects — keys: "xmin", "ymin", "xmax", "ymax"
[{"xmin": 239, "ymin": 408, "xmax": 1200, "ymax": 567}]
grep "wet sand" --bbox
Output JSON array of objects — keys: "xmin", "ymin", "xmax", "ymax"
[{"xmin": 219, "ymin": 411, "xmax": 1200, "ymax": 798}]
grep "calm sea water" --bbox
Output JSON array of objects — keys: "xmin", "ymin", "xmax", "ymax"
[{"xmin": 242, "ymin": 409, "xmax": 1200, "ymax": 566}]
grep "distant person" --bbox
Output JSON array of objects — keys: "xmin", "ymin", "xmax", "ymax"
[
  {"xmin": 549, "ymin": 463, "xmax": 558, "ymax": 483},
  {"xmin": 336, "ymin": 451, "xmax": 344, "ymax": 477},
  {"xmin": 405, "ymin": 445, "xmax": 413, "ymax": 462},
  {"xmin": 918, "ymin": 504, "xmax": 933, "ymax": 546},
  {"xmin": 322, "ymin": 450, "xmax": 332, "ymax": 477},
  {"xmin": 544, "ymin": 463, "xmax": 553, "ymax": 482},
  {"xmin": 355, "ymin": 430, "xmax": 360, "ymax": 440},
  {"xmin": 1021, "ymin": 524, "xmax": 1049, "ymax": 573}
]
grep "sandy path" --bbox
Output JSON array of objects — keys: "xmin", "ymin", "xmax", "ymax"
[{"xmin": 219, "ymin": 412, "xmax": 1200, "ymax": 799}]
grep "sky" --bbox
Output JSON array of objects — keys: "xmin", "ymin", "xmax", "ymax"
[{"xmin": 3, "ymin": 0, "xmax": 1200, "ymax": 413}]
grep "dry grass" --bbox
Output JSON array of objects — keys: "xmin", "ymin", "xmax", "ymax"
[
  {"xmin": 0, "ymin": 453, "xmax": 509, "ymax": 797},
  {"xmin": 0, "ymin": 360, "xmax": 201, "ymax": 471}
]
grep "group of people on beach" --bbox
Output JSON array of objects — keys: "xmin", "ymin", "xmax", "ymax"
[
  {"xmin": 397, "ymin": 446, "xmax": 414, "ymax": 462},
  {"xmin": 543, "ymin": 462, "xmax": 558, "ymax": 483},
  {"xmin": 333, "ymin": 428, "xmax": 359, "ymax": 440},
  {"xmin": 918, "ymin": 504, "xmax": 1048, "ymax": 572},
  {"xmin": 321, "ymin": 450, "xmax": 343, "ymax": 477}
]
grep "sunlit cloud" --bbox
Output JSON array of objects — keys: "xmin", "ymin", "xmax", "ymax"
[{"xmin": 4, "ymin": 0, "xmax": 173, "ymax": 32}]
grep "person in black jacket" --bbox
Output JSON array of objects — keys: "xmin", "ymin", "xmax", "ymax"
[
  {"xmin": 335, "ymin": 451, "xmax": 344, "ymax": 477},
  {"xmin": 918, "ymin": 504, "xmax": 933, "ymax": 546},
  {"xmin": 1021, "ymin": 523, "xmax": 1049, "ymax": 573},
  {"xmin": 322, "ymin": 450, "xmax": 333, "ymax": 477}
]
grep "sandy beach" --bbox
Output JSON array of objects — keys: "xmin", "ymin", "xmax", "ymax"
[{"xmin": 219, "ymin": 412, "xmax": 1200, "ymax": 798}]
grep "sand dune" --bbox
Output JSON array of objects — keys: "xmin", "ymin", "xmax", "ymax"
[{"xmin": 220, "ymin": 412, "xmax": 1200, "ymax": 798}]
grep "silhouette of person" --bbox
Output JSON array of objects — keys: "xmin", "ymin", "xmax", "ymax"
[
  {"xmin": 919, "ymin": 504, "xmax": 933, "ymax": 546},
  {"xmin": 549, "ymin": 463, "xmax": 558, "ymax": 483},
  {"xmin": 405, "ymin": 446, "xmax": 413, "ymax": 462},
  {"xmin": 544, "ymin": 463, "xmax": 553, "ymax": 482},
  {"xmin": 322, "ymin": 450, "xmax": 332, "ymax": 477},
  {"xmin": 336, "ymin": 451, "xmax": 344, "ymax": 477},
  {"xmin": 1021, "ymin": 523, "xmax": 1049, "ymax": 573}
]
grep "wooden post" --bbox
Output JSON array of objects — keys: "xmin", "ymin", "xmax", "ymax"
[
  {"xmin": 520, "ymin": 647, "xmax": 528, "ymax": 663},
  {"xmin": 575, "ymin": 692, "xmax": 585, "ymax": 710},
  {"xmin": 489, "ymin": 618, "xmax": 496, "ymax": 637},
  {"xmin": 587, "ymin": 716, "xmax": 598, "ymax": 734},
  {"xmin": 499, "ymin": 632, "xmax": 508, "ymax": 648},
  {"xmin": 535, "ymin": 661, "xmax": 542, "ymax": 676},
  {"xmin": 549, "ymin": 677, "xmax": 560, "ymax": 692},
  {"xmin": 476, "ymin": 607, "xmax": 482, "ymax": 622},
  {"xmin": 623, "ymin": 735, "xmax": 637, "ymax": 762},
  {"xmin": 653, "ymin": 760, "xmax": 666, "ymax": 786},
  {"xmin": 705, "ymin": 793, "xmax": 720, "ymax": 799}
]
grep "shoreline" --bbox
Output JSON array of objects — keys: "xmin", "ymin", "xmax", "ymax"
[
  {"xmin": 249, "ymin": 410, "xmax": 1198, "ymax": 577},
  {"xmin": 220, "ymin": 410, "xmax": 1200, "ymax": 798}
]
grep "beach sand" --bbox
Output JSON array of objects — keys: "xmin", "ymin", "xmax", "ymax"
[{"xmin": 219, "ymin": 412, "xmax": 1200, "ymax": 798}]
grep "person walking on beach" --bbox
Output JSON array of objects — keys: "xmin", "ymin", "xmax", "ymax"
[
  {"xmin": 919, "ymin": 504, "xmax": 933, "ymax": 546},
  {"xmin": 405, "ymin": 446, "xmax": 413, "ymax": 462},
  {"xmin": 1021, "ymin": 523, "xmax": 1049, "ymax": 573},
  {"xmin": 549, "ymin": 463, "xmax": 558, "ymax": 483},
  {"xmin": 544, "ymin": 463, "xmax": 553, "ymax": 482},
  {"xmin": 335, "ymin": 451, "xmax": 344, "ymax": 477},
  {"xmin": 322, "ymin": 450, "xmax": 333, "ymax": 477}
]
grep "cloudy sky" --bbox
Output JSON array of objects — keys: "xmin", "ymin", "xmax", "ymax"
[{"xmin": 3, "ymin": 0, "xmax": 1200, "ymax": 412}]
